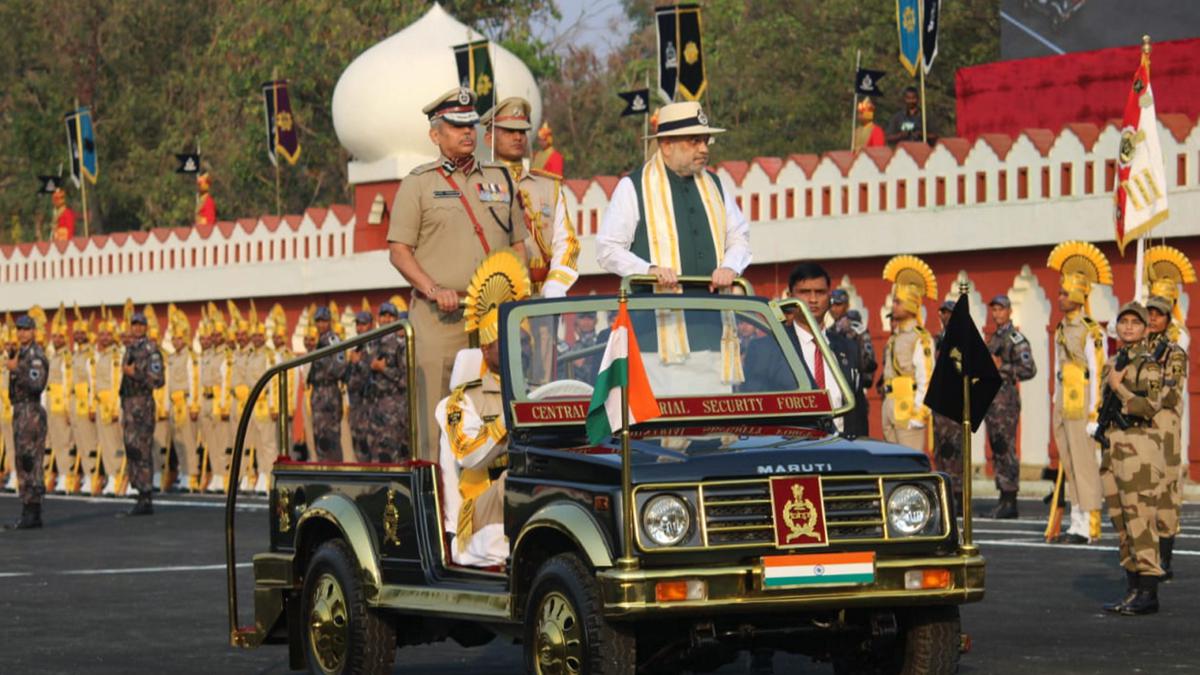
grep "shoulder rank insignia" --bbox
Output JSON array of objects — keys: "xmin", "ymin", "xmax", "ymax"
[{"xmin": 1009, "ymin": 331, "xmax": 1027, "ymax": 345}]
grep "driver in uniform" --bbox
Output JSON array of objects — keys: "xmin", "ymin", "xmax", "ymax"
[{"xmin": 436, "ymin": 251, "xmax": 530, "ymax": 567}]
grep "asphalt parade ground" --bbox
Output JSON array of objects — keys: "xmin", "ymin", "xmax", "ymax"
[{"xmin": 1, "ymin": 492, "xmax": 1198, "ymax": 674}]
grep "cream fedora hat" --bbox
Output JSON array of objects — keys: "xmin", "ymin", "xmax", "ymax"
[{"xmin": 647, "ymin": 101, "xmax": 726, "ymax": 139}]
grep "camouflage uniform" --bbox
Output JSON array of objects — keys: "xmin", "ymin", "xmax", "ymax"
[
  {"xmin": 1099, "ymin": 342, "xmax": 1166, "ymax": 577},
  {"xmin": 1149, "ymin": 331, "xmax": 1187, "ymax": 538},
  {"xmin": 985, "ymin": 321, "xmax": 1037, "ymax": 492},
  {"xmin": 931, "ymin": 329, "xmax": 963, "ymax": 497},
  {"xmin": 367, "ymin": 331, "xmax": 409, "ymax": 462},
  {"xmin": 307, "ymin": 330, "xmax": 345, "ymax": 462},
  {"xmin": 10, "ymin": 342, "xmax": 49, "ymax": 505},
  {"xmin": 561, "ymin": 328, "xmax": 605, "ymax": 385},
  {"xmin": 344, "ymin": 340, "xmax": 375, "ymax": 463},
  {"xmin": 119, "ymin": 336, "xmax": 165, "ymax": 494}
]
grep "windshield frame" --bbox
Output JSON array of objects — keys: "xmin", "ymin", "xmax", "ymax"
[{"xmin": 499, "ymin": 294, "xmax": 848, "ymax": 431}]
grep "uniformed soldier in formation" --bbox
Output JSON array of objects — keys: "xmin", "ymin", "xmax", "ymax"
[
  {"xmin": 228, "ymin": 312, "xmax": 255, "ymax": 489},
  {"xmin": 307, "ymin": 306, "xmax": 346, "ymax": 462},
  {"xmin": 1142, "ymin": 245, "xmax": 1194, "ymax": 580},
  {"xmin": 300, "ymin": 325, "xmax": 319, "ymax": 459},
  {"xmin": 984, "ymin": 295, "xmax": 1037, "ymax": 518},
  {"xmin": 561, "ymin": 311, "xmax": 605, "ymax": 385},
  {"xmin": 345, "ymin": 309, "xmax": 375, "ymax": 463},
  {"xmin": 165, "ymin": 314, "xmax": 201, "ymax": 492},
  {"xmin": 880, "ymin": 256, "xmax": 937, "ymax": 452},
  {"xmin": 388, "ymin": 86, "xmax": 528, "ymax": 462},
  {"xmin": 1098, "ymin": 302, "xmax": 1167, "ymax": 615},
  {"xmin": 930, "ymin": 300, "xmax": 963, "ymax": 508},
  {"xmin": 68, "ymin": 313, "xmax": 97, "ymax": 495},
  {"xmin": 271, "ymin": 321, "xmax": 298, "ymax": 466},
  {"xmin": 199, "ymin": 311, "xmax": 233, "ymax": 492},
  {"xmin": 436, "ymin": 251, "xmax": 529, "ymax": 567},
  {"xmin": 92, "ymin": 314, "xmax": 125, "ymax": 496},
  {"xmin": 0, "ymin": 322, "xmax": 15, "ymax": 492},
  {"xmin": 367, "ymin": 301, "xmax": 409, "ymax": 462},
  {"xmin": 1046, "ymin": 241, "xmax": 1111, "ymax": 544},
  {"xmin": 5, "ymin": 315, "xmax": 49, "ymax": 529},
  {"xmin": 119, "ymin": 312, "xmax": 164, "ymax": 515},
  {"xmin": 146, "ymin": 311, "xmax": 173, "ymax": 491},
  {"xmin": 245, "ymin": 324, "xmax": 278, "ymax": 493},
  {"xmin": 45, "ymin": 312, "xmax": 74, "ymax": 493}
]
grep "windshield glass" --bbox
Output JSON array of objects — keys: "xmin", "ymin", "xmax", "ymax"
[{"xmin": 505, "ymin": 296, "xmax": 831, "ymax": 426}]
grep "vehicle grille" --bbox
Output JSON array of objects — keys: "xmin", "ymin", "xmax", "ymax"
[{"xmin": 700, "ymin": 478, "xmax": 885, "ymax": 548}]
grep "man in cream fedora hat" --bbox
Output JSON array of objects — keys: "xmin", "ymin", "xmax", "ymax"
[{"xmin": 596, "ymin": 101, "xmax": 751, "ymax": 394}]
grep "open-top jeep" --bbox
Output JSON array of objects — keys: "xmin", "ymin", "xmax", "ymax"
[{"xmin": 225, "ymin": 276, "xmax": 984, "ymax": 674}]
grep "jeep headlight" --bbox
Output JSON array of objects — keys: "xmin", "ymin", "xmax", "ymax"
[
  {"xmin": 887, "ymin": 484, "xmax": 932, "ymax": 536},
  {"xmin": 642, "ymin": 494, "xmax": 691, "ymax": 547}
]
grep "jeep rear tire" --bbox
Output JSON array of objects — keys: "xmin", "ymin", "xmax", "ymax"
[
  {"xmin": 524, "ymin": 553, "xmax": 635, "ymax": 675},
  {"xmin": 301, "ymin": 539, "xmax": 396, "ymax": 675},
  {"xmin": 833, "ymin": 606, "xmax": 961, "ymax": 675}
]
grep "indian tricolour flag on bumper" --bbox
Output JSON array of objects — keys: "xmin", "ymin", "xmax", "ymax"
[
  {"xmin": 585, "ymin": 303, "xmax": 661, "ymax": 444},
  {"xmin": 762, "ymin": 552, "xmax": 876, "ymax": 588}
]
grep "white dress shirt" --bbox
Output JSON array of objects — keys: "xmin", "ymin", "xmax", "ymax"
[
  {"xmin": 793, "ymin": 322, "xmax": 844, "ymax": 431},
  {"xmin": 595, "ymin": 173, "xmax": 753, "ymax": 277}
]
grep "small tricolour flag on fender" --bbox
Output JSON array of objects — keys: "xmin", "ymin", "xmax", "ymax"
[
  {"xmin": 585, "ymin": 304, "xmax": 661, "ymax": 444},
  {"xmin": 1114, "ymin": 45, "xmax": 1169, "ymax": 255}
]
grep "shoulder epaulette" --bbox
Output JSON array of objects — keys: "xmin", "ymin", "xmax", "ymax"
[
  {"xmin": 457, "ymin": 378, "xmax": 483, "ymax": 391},
  {"xmin": 479, "ymin": 161, "xmax": 506, "ymax": 170},
  {"xmin": 529, "ymin": 168, "xmax": 562, "ymax": 182},
  {"xmin": 1009, "ymin": 330, "xmax": 1027, "ymax": 345},
  {"xmin": 409, "ymin": 160, "xmax": 442, "ymax": 176}
]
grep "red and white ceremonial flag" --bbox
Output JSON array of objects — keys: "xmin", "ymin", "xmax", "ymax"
[{"xmin": 1114, "ymin": 45, "xmax": 1169, "ymax": 255}]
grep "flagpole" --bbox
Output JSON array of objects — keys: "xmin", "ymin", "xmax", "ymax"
[
  {"xmin": 75, "ymin": 102, "xmax": 91, "ymax": 238},
  {"xmin": 617, "ymin": 288, "xmax": 637, "ymax": 570},
  {"xmin": 490, "ymin": 39, "xmax": 497, "ymax": 163},
  {"xmin": 957, "ymin": 281, "xmax": 977, "ymax": 555},
  {"xmin": 643, "ymin": 70, "xmax": 651, "ymax": 162},
  {"xmin": 272, "ymin": 70, "xmax": 282, "ymax": 218},
  {"xmin": 1133, "ymin": 36, "xmax": 1152, "ymax": 300},
  {"xmin": 851, "ymin": 50, "xmax": 861, "ymax": 151},
  {"xmin": 918, "ymin": 6, "xmax": 928, "ymax": 144}
]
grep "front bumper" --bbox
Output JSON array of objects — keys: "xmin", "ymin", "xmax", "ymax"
[{"xmin": 597, "ymin": 553, "xmax": 985, "ymax": 619}]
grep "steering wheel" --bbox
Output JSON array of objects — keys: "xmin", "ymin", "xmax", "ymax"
[{"xmin": 527, "ymin": 379, "xmax": 595, "ymax": 400}]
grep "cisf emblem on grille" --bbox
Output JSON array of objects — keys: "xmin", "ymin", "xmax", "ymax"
[{"xmin": 769, "ymin": 476, "xmax": 828, "ymax": 548}]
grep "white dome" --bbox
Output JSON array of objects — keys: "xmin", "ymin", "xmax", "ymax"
[{"xmin": 332, "ymin": 3, "xmax": 542, "ymax": 184}]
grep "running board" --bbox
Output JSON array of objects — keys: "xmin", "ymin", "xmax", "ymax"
[{"xmin": 373, "ymin": 584, "xmax": 512, "ymax": 621}]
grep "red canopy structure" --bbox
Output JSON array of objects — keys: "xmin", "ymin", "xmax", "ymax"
[{"xmin": 955, "ymin": 37, "xmax": 1200, "ymax": 140}]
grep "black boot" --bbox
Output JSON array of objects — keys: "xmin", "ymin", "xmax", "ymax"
[
  {"xmin": 1160, "ymin": 537, "xmax": 1175, "ymax": 582},
  {"xmin": 1120, "ymin": 575, "xmax": 1160, "ymax": 616},
  {"xmin": 990, "ymin": 491, "xmax": 1019, "ymax": 519},
  {"xmin": 4, "ymin": 503, "xmax": 43, "ymax": 530},
  {"xmin": 1102, "ymin": 570, "xmax": 1138, "ymax": 613},
  {"xmin": 123, "ymin": 491, "xmax": 154, "ymax": 517}
]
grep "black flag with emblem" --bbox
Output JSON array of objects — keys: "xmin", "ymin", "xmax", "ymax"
[
  {"xmin": 855, "ymin": 68, "xmax": 886, "ymax": 97},
  {"xmin": 37, "ymin": 175, "xmax": 61, "ymax": 194},
  {"xmin": 174, "ymin": 153, "xmax": 201, "ymax": 175},
  {"xmin": 925, "ymin": 294, "xmax": 1001, "ymax": 432},
  {"xmin": 618, "ymin": 89, "xmax": 650, "ymax": 117},
  {"xmin": 453, "ymin": 40, "xmax": 494, "ymax": 116},
  {"xmin": 262, "ymin": 80, "xmax": 301, "ymax": 166},
  {"xmin": 922, "ymin": 0, "xmax": 940, "ymax": 74},
  {"xmin": 654, "ymin": 4, "xmax": 706, "ymax": 102}
]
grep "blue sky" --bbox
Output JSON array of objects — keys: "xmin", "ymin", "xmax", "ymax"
[{"xmin": 544, "ymin": 0, "xmax": 635, "ymax": 56}]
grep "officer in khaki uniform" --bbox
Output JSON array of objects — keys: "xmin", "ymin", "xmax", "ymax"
[
  {"xmin": 199, "ymin": 314, "xmax": 233, "ymax": 492},
  {"xmin": 1099, "ymin": 302, "xmax": 1167, "ymax": 615},
  {"xmin": 68, "ymin": 316, "xmax": 97, "ymax": 494},
  {"xmin": 166, "ymin": 313, "xmax": 201, "ymax": 491},
  {"xmin": 436, "ymin": 251, "xmax": 529, "ymax": 567},
  {"xmin": 45, "ymin": 316, "xmax": 74, "ymax": 493},
  {"xmin": 880, "ymin": 256, "xmax": 937, "ymax": 452},
  {"xmin": 483, "ymin": 97, "xmax": 579, "ymax": 385},
  {"xmin": 245, "ymin": 325, "xmax": 279, "ymax": 493},
  {"xmin": 388, "ymin": 86, "xmax": 528, "ymax": 461},
  {"xmin": 1046, "ymin": 241, "xmax": 1111, "ymax": 544},
  {"xmin": 92, "ymin": 315, "xmax": 125, "ymax": 495}
]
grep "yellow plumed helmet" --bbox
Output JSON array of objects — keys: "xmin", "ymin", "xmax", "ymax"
[
  {"xmin": 464, "ymin": 249, "xmax": 531, "ymax": 345},
  {"xmin": 387, "ymin": 294, "xmax": 409, "ymax": 314},
  {"xmin": 71, "ymin": 303, "xmax": 89, "ymax": 334},
  {"xmin": 1144, "ymin": 244, "xmax": 1195, "ymax": 322},
  {"xmin": 1047, "ymin": 240, "xmax": 1112, "ymax": 309},
  {"xmin": 882, "ymin": 255, "xmax": 937, "ymax": 315}
]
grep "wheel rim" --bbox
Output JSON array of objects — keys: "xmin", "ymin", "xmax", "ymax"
[
  {"xmin": 534, "ymin": 590, "xmax": 584, "ymax": 675},
  {"xmin": 308, "ymin": 572, "xmax": 350, "ymax": 674}
]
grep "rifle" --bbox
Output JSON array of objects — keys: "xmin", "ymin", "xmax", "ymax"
[{"xmin": 1093, "ymin": 348, "xmax": 1130, "ymax": 450}]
